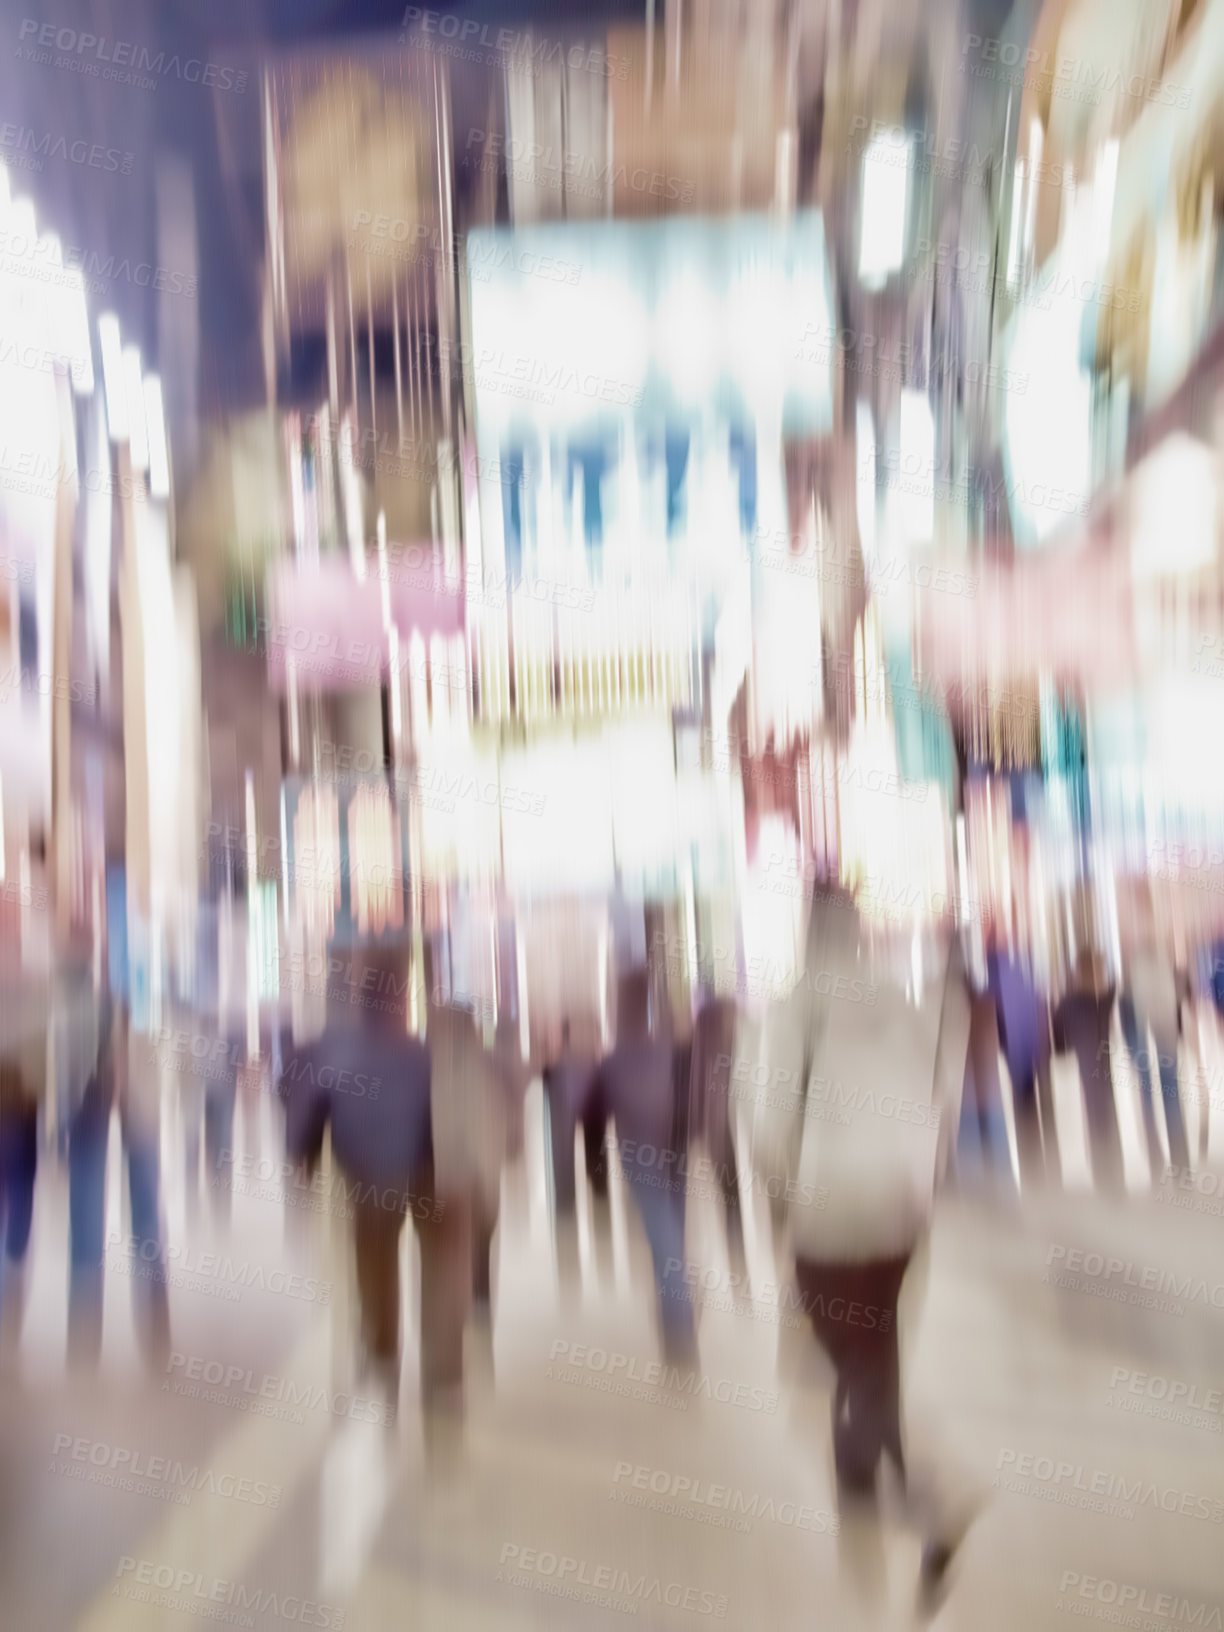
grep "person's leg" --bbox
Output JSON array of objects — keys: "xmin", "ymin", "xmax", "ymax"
[
  {"xmin": 204, "ymin": 1064, "xmax": 238, "ymax": 1228},
  {"xmin": 624, "ymin": 1162, "xmax": 695, "ymax": 1362},
  {"xmin": 122, "ymin": 1093, "xmax": 170, "ymax": 1369},
  {"xmin": 582, "ymin": 1102, "xmax": 608, "ymax": 1200},
  {"xmin": 353, "ymin": 1191, "xmax": 406, "ymax": 1367},
  {"xmin": 471, "ymin": 1200, "xmax": 496, "ymax": 1312},
  {"xmin": 0, "ymin": 1102, "xmax": 37, "ymax": 1359},
  {"xmin": 1156, "ymin": 1042, "xmax": 1190, "ymax": 1173},
  {"xmin": 796, "ymin": 1259, "xmax": 896, "ymax": 1504},
  {"xmin": 1008, "ymin": 1052, "xmax": 1044, "ymax": 1187},
  {"xmin": 68, "ymin": 1073, "xmax": 112, "ymax": 1368},
  {"xmin": 1119, "ymin": 996, "xmax": 1163, "ymax": 1174},
  {"xmin": 1034, "ymin": 1056, "xmax": 1061, "ymax": 1184},
  {"xmin": 1084, "ymin": 1048, "xmax": 1127, "ymax": 1196},
  {"xmin": 416, "ymin": 1180, "xmax": 472, "ymax": 1412},
  {"xmin": 2, "ymin": 1101, "xmax": 38, "ymax": 1262},
  {"xmin": 544, "ymin": 1074, "xmax": 580, "ymax": 1217}
]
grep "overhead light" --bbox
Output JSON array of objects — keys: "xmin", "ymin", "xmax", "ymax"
[
  {"xmin": 98, "ymin": 314, "xmax": 127, "ymax": 441},
  {"xmin": 143, "ymin": 374, "xmax": 169, "ymax": 498},
  {"xmin": 123, "ymin": 346, "xmax": 148, "ymax": 471}
]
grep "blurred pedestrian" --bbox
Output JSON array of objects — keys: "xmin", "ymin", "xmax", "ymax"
[
  {"xmin": 743, "ymin": 880, "xmax": 978, "ymax": 1614},
  {"xmin": 596, "ymin": 967, "xmax": 697, "ymax": 1365},
  {"xmin": 281, "ymin": 941, "xmax": 471, "ymax": 1425},
  {"xmin": 1053, "ymin": 947, "xmax": 1124, "ymax": 1195},
  {"xmin": 1118, "ymin": 933, "xmax": 1190, "ymax": 1179}
]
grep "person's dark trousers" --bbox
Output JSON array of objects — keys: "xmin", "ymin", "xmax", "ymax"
[
  {"xmin": 353, "ymin": 1188, "xmax": 407, "ymax": 1366},
  {"xmin": 0, "ymin": 1101, "xmax": 37, "ymax": 1261},
  {"xmin": 794, "ymin": 1256, "xmax": 910, "ymax": 1506},
  {"xmin": 471, "ymin": 1200, "xmax": 497, "ymax": 1310},
  {"xmin": 68, "ymin": 1070, "xmax": 169, "ymax": 1369},
  {"xmin": 582, "ymin": 1106, "xmax": 608, "ymax": 1200},
  {"xmin": 957, "ymin": 993, "xmax": 1014, "ymax": 1190},
  {"xmin": 1118, "ymin": 996, "xmax": 1190, "ymax": 1175},
  {"xmin": 353, "ymin": 1174, "xmax": 472, "ymax": 1411},
  {"xmin": 543, "ymin": 1068, "xmax": 604, "ymax": 1216}
]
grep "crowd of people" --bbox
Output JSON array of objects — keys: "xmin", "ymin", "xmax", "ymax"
[{"xmin": 2, "ymin": 850, "xmax": 1223, "ymax": 1616}]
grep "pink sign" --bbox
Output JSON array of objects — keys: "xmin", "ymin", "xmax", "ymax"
[
  {"xmin": 913, "ymin": 540, "xmax": 1136, "ymax": 691},
  {"xmin": 265, "ymin": 551, "xmax": 465, "ymax": 693}
]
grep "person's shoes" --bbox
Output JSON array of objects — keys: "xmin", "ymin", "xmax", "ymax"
[
  {"xmin": 916, "ymin": 1540, "xmax": 957, "ymax": 1619},
  {"xmin": 916, "ymin": 1503, "xmax": 982, "ymax": 1623}
]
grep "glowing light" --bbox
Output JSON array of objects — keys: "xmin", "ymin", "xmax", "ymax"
[
  {"xmin": 143, "ymin": 375, "xmax": 169, "ymax": 498},
  {"xmin": 859, "ymin": 131, "xmax": 909, "ymax": 289},
  {"xmin": 347, "ymin": 782, "xmax": 403, "ymax": 938},
  {"xmin": 98, "ymin": 315, "xmax": 127, "ymax": 442},
  {"xmin": 123, "ymin": 348, "xmax": 147, "ymax": 472},
  {"xmin": 292, "ymin": 784, "xmax": 341, "ymax": 941}
]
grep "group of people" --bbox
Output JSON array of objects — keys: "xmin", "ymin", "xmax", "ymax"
[
  {"xmin": 271, "ymin": 882, "xmax": 981, "ymax": 1613},
  {"xmin": 8, "ymin": 864, "xmax": 1217, "ymax": 1617},
  {"xmin": 958, "ymin": 892, "xmax": 1223, "ymax": 1197}
]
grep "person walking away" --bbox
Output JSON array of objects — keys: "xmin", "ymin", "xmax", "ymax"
[
  {"xmin": 742, "ymin": 880, "xmax": 978, "ymax": 1615},
  {"xmin": 281, "ymin": 942, "xmax": 470, "ymax": 1425}
]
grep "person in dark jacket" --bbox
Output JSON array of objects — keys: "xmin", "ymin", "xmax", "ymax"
[{"xmin": 280, "ymin": 942, "xmax": 466, "ymax": 1418}]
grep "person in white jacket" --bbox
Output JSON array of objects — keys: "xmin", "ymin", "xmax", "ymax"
[{"xmin": 739, "ymin": 878, "xmax": 976, "ymax": 1613}]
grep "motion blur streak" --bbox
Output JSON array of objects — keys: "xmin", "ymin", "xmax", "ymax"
[{"xmin": 3, "ymin": 0, "xmax": 1224, "ymax": 1627}]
